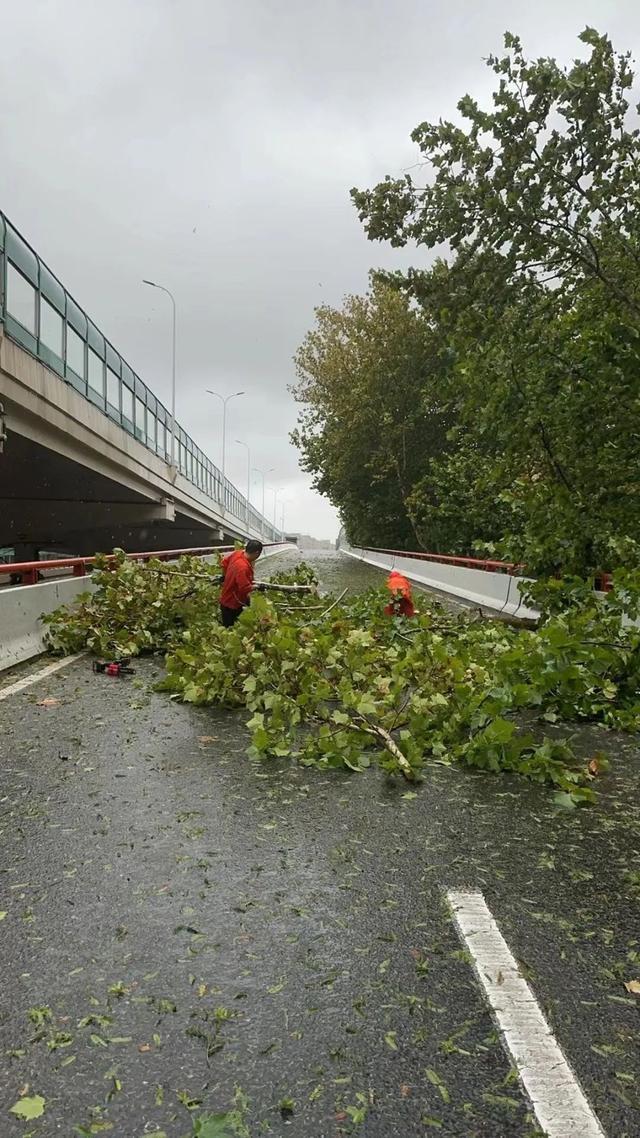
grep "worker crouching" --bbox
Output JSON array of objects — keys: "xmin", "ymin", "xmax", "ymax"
[
  {"xmin": 219, "ymin": 540, "xmax": 264, "ymax": 627},
  {"xmin": 384, "ymin": 570, "xmax": 416, "ymax": 618}
]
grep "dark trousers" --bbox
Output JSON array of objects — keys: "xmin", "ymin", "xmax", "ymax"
[{"xmin": 220, "ymin": 604, "xmax": 242, "ymax": 627}]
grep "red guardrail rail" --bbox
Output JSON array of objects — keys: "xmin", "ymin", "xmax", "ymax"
[
  {"xmin": 358, "ymin": 546, "xmax": 525, "ymax": 575},
  {"xmin": 358, "ymin": 547, "xmax": 613, "ymax": 591},
  {"xmin": 0, "ymin": 543, "xmax": 290, "ymax": 586}
]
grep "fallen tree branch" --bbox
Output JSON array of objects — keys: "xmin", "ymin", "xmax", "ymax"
[
  {"xmin": 145, "ymin": 565, "xmax": 314, "ymax": 592},
  {"xmin": 354, "ymin": 715, "xmax": 415, "ymax": 781},
  {"xmin": 146, "ymin": 566, "xmax": 223, "ymax": 583},
  {"xmin": 260, "ymin": 582, "xmax": 316, "ymax": 594},
  {"xmin": 273, "ymin": 602, "xmax": 328, "ymax": 611},
  {"xmin": 319, "ymin": 588, "xmax": 348, "ymax": 618}
]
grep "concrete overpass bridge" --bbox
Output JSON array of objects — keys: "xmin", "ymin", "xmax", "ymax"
[{"xmin": 0, "ymin": 210, "xmax": 281, "ymax": 560}]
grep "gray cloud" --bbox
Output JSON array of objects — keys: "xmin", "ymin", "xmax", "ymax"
[{"xmin": 2, "ymin": 0, "xmax": 639, "ymax": 538}]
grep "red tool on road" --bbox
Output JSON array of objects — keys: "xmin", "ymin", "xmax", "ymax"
[{"xmin": 92, "ymin": 659, "xmax": 135, "ymax": 677}]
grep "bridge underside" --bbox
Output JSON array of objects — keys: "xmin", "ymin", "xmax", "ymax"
[
  {"xmin": 0, "ymin": 432, "xmax": 232, "ymax": 557},
  {"xmin": 0, "ymin": 328, "xmax": 274, "ymax": 560}
]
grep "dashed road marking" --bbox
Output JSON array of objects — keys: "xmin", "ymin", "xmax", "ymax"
[
  {"xmin": 0, "ymin": 653, "xmax": 85, "ymax": 701},
  {"xmin": 448, "ymin": 889, "xmax": 606, "ymax": 1138}
]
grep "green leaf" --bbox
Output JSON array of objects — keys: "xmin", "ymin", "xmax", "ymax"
[
  {"xmin": 10, "ymin": 1095, "xmax": 46, "ymax": 1120},
  {"xmin": 331, "ymin": 710, "xmax": 351, "ymax": 725},
  {"xmin": 192, "ymin": 1115, "xmax": 237, "ymax": 1138},
  {"xmin": 384, "ymin": 1031, "xmax": 398, "ymax": 1049},
  {"xmin": 553, "ymin": 791, "xmax": 578, "ymax": 811},
  {"xmin": 483, "ymin": 717, "xmax": 516, "ymax": 744}
]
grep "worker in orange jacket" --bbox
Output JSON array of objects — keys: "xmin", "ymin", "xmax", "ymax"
[
  {"xmin": 384, "ymin": 570, "xmax": 416, "ymax": 617},
  {"xmin": 219, "ymin": 540, "xmax": 263, "ymax": 627}
]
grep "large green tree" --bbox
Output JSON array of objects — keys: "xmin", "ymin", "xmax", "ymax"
[
  {"xmin": 291, "ymin": 282, "xmax": 450, "ymax": 548},
  {"xmin": 352, "ymin": 29, "xmax": 640, "ymax": 306},
  {"xmin": 349, "ymin": 29, "xmax": 640, "ymax": 573}
]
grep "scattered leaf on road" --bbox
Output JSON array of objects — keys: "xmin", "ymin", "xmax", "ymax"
[
  {"xmin": 624, "ymin": 980, "xmax": 640, "ymax": 995},
  {"xmin": 10, "ymin": 1094, "xmax": 46, "ymax": 1120},
  {"xmin": 552, "ymin": 791, "xmax": 578, "ymax": 810}
]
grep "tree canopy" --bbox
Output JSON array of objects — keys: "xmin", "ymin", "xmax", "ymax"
[{"xmin": 293, "ymin": 29, "xmax": 640, "ymax": 574}]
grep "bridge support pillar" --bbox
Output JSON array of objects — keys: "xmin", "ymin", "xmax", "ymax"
[{"xmin": 11, "ymin": 541, "xmax": 39, "ymax": 562}]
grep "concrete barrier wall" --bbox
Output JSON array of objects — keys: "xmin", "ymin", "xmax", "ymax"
[
  {"xmin": 0, "ymin": 576, "xmax": 96, "ymax": 671},
  {"xmin": 341, "ymin": 546, "xmax": 540, "ymax": 620},
  {"xmin": 0, "ymin": 543, "xmax": 295, "ymax": 673}
]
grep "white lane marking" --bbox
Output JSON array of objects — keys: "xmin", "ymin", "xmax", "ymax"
[
  {"xmin": 448, "ymin": 890, "xmax": 606, "ymax": 1138},
  {"xmin": 0, "ymin": 654, "xmax": 85, "ymax": 701}
]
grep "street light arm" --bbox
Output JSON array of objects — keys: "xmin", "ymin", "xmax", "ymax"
[
  {"xmin": 207, "ymin": 390, "xmax": 245, "ymax": 405},
  {"xmin": 143, "ymin": 279, "xmax": 176, "ymax": 309},
  {"xmin": 206, "ymin": 391, "xmax": 245, "ymax": 485}
]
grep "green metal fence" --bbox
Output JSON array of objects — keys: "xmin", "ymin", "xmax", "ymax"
[{"xmin": 0, "ymin": 210, "xmax": 280, "ymax": 541}]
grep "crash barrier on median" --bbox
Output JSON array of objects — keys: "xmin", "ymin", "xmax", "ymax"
[
  {"xmin": 0, "ymin": 543, "xmax": 293, "ymax": 671},
  {"xmin": 339, "ymin": 544, "xmax": 540, "ymax": 620},
  {"xmin": 0, "ymin": 575, "xmax": 97, "ymax": 671}
]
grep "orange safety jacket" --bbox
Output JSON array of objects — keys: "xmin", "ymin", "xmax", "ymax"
[
  {"xmin": 384, "ymin": 571, "xmax": 415, "ymax": 617},
  {"xmin": 220, "ymin": 550, "xmax": 255, "ymax": 610}
]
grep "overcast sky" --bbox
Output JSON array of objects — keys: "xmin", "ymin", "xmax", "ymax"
[{"xmin": 2, "ymin": 0, "xmax": 639, "ymax": 538}]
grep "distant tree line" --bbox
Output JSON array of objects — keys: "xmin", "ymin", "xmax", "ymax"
[{"xmin": 291, "ymin": 29, "xmax": 640, "ymax": 575}]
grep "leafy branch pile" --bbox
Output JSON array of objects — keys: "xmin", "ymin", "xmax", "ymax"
[
  {"xmin": 42, "ymin": 550, "xmax": 226, "ymax": 658},
  {"xmin": 43, "ymin": 554, "xmax": 640, "ymax": 803}
]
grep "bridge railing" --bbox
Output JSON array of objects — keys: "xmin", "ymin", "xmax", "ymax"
[
  {"xmin": 0, "ymin": 542, "xmax": 291, "ymax": 586},
  {"xmin": 357, "ymin": 545, "xmax": 525, "ymax": 575},
  {"xmin": 0, "ymin": 210, "xmax": 282, "ymax": 543},
  {"xmin": 339, "ymin": 540, "xmax": 613, "ymax": 605},
  {"xmin": 349, "ymin": 545, "xmax": 612, "ymax": 590}
]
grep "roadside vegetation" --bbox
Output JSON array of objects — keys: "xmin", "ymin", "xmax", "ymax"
[{"xmin": 292, "ymin": 29, "xmax": 640, "ymax": 578}]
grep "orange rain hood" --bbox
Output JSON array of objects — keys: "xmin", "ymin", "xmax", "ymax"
[{"xmin": 386, "ymin": 571, "xmax": 413, "ymax": 600}]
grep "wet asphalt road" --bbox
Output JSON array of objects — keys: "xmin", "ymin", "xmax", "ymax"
[{"xmin": 0, "ymin": 551, "xmax": 639, "ymax": 1138}]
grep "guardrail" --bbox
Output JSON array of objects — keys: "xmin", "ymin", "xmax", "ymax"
[
  {"xmin": 358, "ymin": 546, "xmax": 525, "ymax": 575},
  {"xmin": 340, "ymin": 543, "xmax": 614, "ymax": 616},
  {"xmin": 339, "ymin": 543, "xmax": 613, "ymax": 592},
  {"xmin": 0, "ymin": 209, "xmax": 282, "ymax": 542},
  {"xmin": 0, "ymin": 542, "xmax": 290, "ymax": 586},
  {"xmin": 340, "ymin": 543, "xmax": 539, "ymax": 619},
  {"xmin": 0, "ymin": 541, "xmax": 294, "ymax": 669}
]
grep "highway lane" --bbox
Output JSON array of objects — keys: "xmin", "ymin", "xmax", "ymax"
[{"xmin": 0, "ymin": 551, "xmax": 638, "ymax": 1137}]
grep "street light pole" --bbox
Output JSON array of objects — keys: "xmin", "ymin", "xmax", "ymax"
[
  {"xmin": 273, "ymin": 486, "xmax": 285, "ymax": 531},
  {"xmin": 252, "ymin": 467, "xmax": 274, "ymax": 533},
  {"xmin": 252, "ymin": 468, "xmax": 265, "ymax": 532},
  {"xmin": 206, "ymin": 390, "xmax": 244, "ymax": 487},
  {"xmin": 236, "ymin": 440, "xmax": 251, "ymax": 531},
  {"xmin": 143, "ymin": 280, "xmax": 176, "ymax": 471}
]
